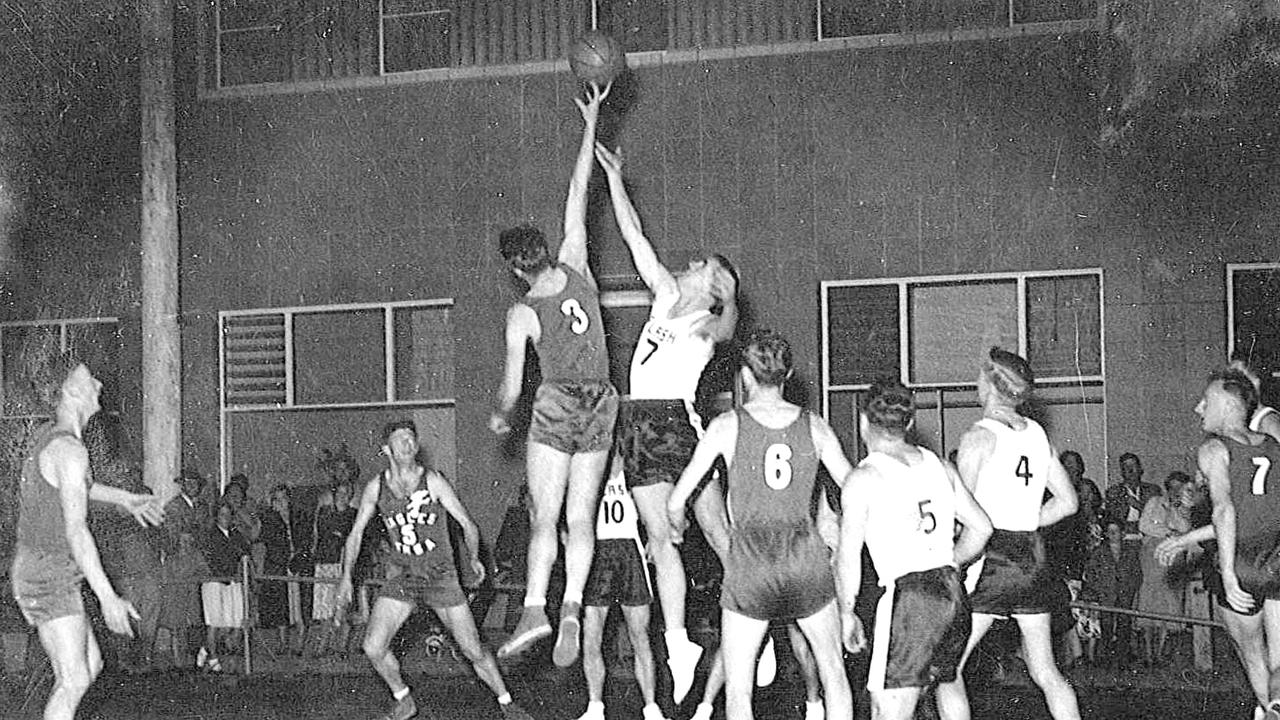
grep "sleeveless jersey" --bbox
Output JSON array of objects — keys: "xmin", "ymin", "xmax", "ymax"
[
  {"xmin": 377, "ymin": 471, "xmax": 455, "ymax": 574},
  {"xmin": 969, "ymin": 417, "xmax": 1051, "ymax": 532},
  {"xmin": 628, "ymin": 293, "xmax": 714, "ymax": 401},
  {"xmin": 726, "ymin": 408, "xmax": 819, "ymax": 530},
  {"xmin": 1223, "ymin": 434, "xmax": 1280, "ymax": 543},
  {"xmin": 521, "ymin": 264, "xmax": 609, "ymax": 382},
  {"xmin": 1252, "ymin": 405, "xmax": 1278, "ymax": 433},
  {"xmin": 595, "ymin": 470, "xmax": 641, "ymax": 542},
  {"xmin": 17, "ymin": 426, "xmax": 88, "ymax": 555},
  {"xmin": 858, "ymin": 448, "xmax": 957, "ymax": 585}
]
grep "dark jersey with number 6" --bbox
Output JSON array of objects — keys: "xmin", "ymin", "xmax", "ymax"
[
  {"xmin": 521, "ymin": 263, "xmax": 608, "ymax": 382},
  {"xmin": 1225, "ymin": 434, "xmax": 1280, "ymax": 545},
  {"xmin": 726, "ymin": 408, "xmax": 820, "ymax": 529}
]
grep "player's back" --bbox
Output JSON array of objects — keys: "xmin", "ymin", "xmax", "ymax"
[
  {"xmin": 725, "ymin": 406, "xmax": 818, "ymax": 530},
  {"xmin": 859, "ymin": 448, "xmax": 957, "ymax": 585},
  {"xmin": 522, "ymin": 264, "xmax": 609, "ymax": 382},
  {"xmin": 970, "ymin": 417, "xmax": 1051, "ymax": 532}
]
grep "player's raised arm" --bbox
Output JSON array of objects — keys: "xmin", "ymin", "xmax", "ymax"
[
  {"xmin": 560, "ymin": 83, "xmax": 611, "ymax": 281},
  {"xmin": 593, "ymin": 143, "xmax": 677, "ymax": 296}
]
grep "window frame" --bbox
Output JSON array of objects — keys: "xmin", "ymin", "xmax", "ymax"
[
  {"xmin": 0, "ymin": 316, "xmax": 121, "ymax": 420},
  {"xmin": 1227, "ymin": 261, "xmax": 1280, "ymax": 380}
]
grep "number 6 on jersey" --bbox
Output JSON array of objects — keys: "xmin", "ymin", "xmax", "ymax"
[{"xmin": 764, "ymin": 443, "xmax": 793, "ymax": 489}]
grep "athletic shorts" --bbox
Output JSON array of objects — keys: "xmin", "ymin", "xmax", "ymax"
[
  {"xmin": 528, "ymin": 380, "xmax": 618, "ymax": 455},
  {"xmin": 376, "ymin": 562, "xmax": 467, "ymax": 610},
  {"xmin": 965, "ymin": 529, "xmax": 1059, "ymax": 616},
  {"xmin": 1211, "ymin": 533, "xmax": 1280, "ymax": 616},
  {"xmin": 721, "ymin": 524, "xmax": 835, "ymax": 622},
  {"xmin": 10, "ymin": 547, "xmax": 84, "ymax": 627},
  {"xmin": 617, "ymin": 399, "xmax": 702, "ymax": 489},
  {"xmin": 201, "ymin": 581, "xmax": 245, "ymax": 629},
  {"xmin": 584, "ymin": 538, "xmax": 652, "ymax": 607},
  {"xmin": 868, "ymin": 566, "xmax": 971, "ymax": 691}
]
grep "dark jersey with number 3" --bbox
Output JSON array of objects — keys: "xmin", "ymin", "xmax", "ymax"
[
  {"xmin": 521, "ymin": 263, "xmax": 608, "ymax": 382},
  {"xmin": 1224, "ymin": 434, "xmax": 1280, "ymax": 545},
  {"xmin": 726, "ymin": 408, "xmax": 819, "ymax": 529}
]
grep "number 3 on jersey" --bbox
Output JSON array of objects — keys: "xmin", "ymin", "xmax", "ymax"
[
  {"xmin": 764, "ymin": 443, "xmax": 793, "ymax": 489},
  {"xmin": 560, "ymin": 298, "xmax": 589, "ymax": 335},
  {"xmin": 1253, "ymin": 457, "xmax": 1273, "ymax": 495}
]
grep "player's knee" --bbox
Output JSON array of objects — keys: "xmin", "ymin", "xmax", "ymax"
[
  {"xmin": 59, "ymin": 665, "xmax": 93, "ymax": 697},
  {"xmin": 362, "ymin": 635, "xmax": 389, "ymax": 660},
  {"xmin": 1026, "ymin": 661, "xmax": 1066, "ymax": 690}
]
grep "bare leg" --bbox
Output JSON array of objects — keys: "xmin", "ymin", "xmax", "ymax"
[
  {"xmin": 721, "ymin": 609, "xmax": 769, "ymax": 720},
  {"xmin": 693, "ymin": 650, "xmax": 727, "ymax": 720},
  {"xmin": 936, "ymin": 613, "xmax": 997, "ymax": 720},
  {"xmin": 37, "ymin": 614, "xmax": 101, "ymax": 720},
  {"xmin": 582, "ymin": 606, "xmax": 609, "ymax": 704},
  {"xmin": 522, "ymin": 442, "xmax": 572, "ymax": 606},
  {"xmin": 871, "ymin": 687, "xmax": 925, "ymax": 720},
  {"xmin": 622, "ymin": 604, "xmax": 659, "ymax": 708},
  {"xmin": 554, "ymin": 449, "xmax": 609, "ymax": 666},
  {"xmin": 1263, "ymin": 602, "xmax": 1280, "ymax": 704},
  {"xmin": 632, "ymin": 483, "xmax": 687, "ymax": 634},
  {"xmin": 1015, "ymin": 613, "xmax": 1081, "ymax": 720},
  {"xmin": 1223, "ymin": 605, "xmax": 1270, "ymax": 708},
  {"xmin": 788, "ymin": 623, "xmax": 822, "ymax": 703},
  {"xmin": 794, "ymin": 602, "xmax": 854, "ymax": 720},
  {"xmin": 362, "ymin": 597, "xmax": 414, "ymax": 696},
  {"xmin": 435, "ymin": 603, "xmax": 512, "ymax": 699}
]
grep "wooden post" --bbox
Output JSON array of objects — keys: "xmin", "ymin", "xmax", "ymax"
[{"xmin": 139, "ymin": 0, "xmax": 181, "ymax": 496}]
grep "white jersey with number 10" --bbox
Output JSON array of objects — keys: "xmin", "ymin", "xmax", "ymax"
[{"xmin": 596, "ymin": 470, "xmax": 641, "ymax": 541}]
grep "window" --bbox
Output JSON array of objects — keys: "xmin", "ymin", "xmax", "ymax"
[
  {"xmin": 818, "ymin": 0, "xmax": 1095, "ymax": 39},
  {"xmin": 1228, "ymin": 263, "xmax": 1280, "ymax": 382},
  {"xmin": 0, "ymin": 318, "xmax": 120, "ymax": 418},
  {"xmin": 220, "ymin": 299, "xmax": 454, "ymax": 493},
  {"xmin": 821, "ymin": 269, "xmax": 1104, "ymax": 469}
]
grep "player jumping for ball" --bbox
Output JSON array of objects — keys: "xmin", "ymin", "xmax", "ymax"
[
  {"xmin": 594, "ymin": 142, "xmax": 739, "ymax": 703},
  {"xmin": 491, "ymin": 83, "xmax": 618, "ymax": 667}
]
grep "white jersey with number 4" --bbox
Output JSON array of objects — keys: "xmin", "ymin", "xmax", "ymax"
[
  {"xmin": 970, "ymin": 417, "xmax": 1051, "ymax": 532},
  {"xmin": 628, "ymin": 293, "xmax": 714, "ymax": 402},
  {"xmin": 858, "ymin": 448, "xmax": 957, "ymax": 586},
  {"xmin": 596, "ymin": 470, "xmax": 641, "ymax": 541}
]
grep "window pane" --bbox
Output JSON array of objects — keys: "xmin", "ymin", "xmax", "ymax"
[
  {"xmin": 383, "ymin": 10, "xmax": 454, "ymax": 72},
  {"xmin": 1026, "ymin": 274, "xmax": 1101, "ymax": 378},
  {"xmin": 223, "ymin": 314, "xmax": 287, "ymax": 407},
  {"xmin": 294, "ymin": 310, "xmax": 385, "ymax": 405},
  {"xmin": 220, "ymin": 27, "xmax": 290, "ymax": 86},
  {"xmin": 2, "ymin": 326, "xmax": 59, "ymax": 416},
  {"xmin": 67, "ymin": 323, "xmax": 120, "ymax": 416},
  {"xmin": 827, "ymin": 284, "xmax": 900, "ymax": 386},
  {"xmin": 219, "ymin": 0, "xmax": 286, "ymax": 30},
  {"xmin": 1234, "ymin": 266, "xmax": 1280, "ymax": 377},
  {"xmin": 909, "ymin": 280, "xmax": 1018, "ymax": 385},
  {"xmin": 393, "ymin": 306, "xmax": 453, "ymax": 401}
]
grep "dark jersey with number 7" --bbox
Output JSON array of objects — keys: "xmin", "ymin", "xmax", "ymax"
[{"xmin": 1224, "ymin": 434, "xmax": 1280, "ymax": 545}]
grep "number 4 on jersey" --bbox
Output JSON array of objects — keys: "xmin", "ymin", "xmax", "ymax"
[{"xmin": 1016, "ymin": 455, "xmax": 1033, "ymax": 486}]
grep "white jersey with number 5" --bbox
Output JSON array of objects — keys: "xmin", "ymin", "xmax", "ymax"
[
  {"xmin": 596, "ymin": 469, "xmax": 641, "ymax": 541},
  {"xmin": 858, "ymin": 448, "xmax": 957, "ymax": 586},
  {"xmin": 628, "ymin": 293, "xmax": 714, "ymax": 402},
  {"xmin": 970, "ymin": 417, "xmax": 1051, "ymax": 532}
]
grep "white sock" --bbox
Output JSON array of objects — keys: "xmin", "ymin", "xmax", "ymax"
[
  {"xmin": 562, "ymin": 591, "xmax": 583, "ymax": 605},
  {"xmin": 642, "ymin": 702, "xmax": 665, "ymax": 720},
  {"xmin": 497, "ymin": 692, "xmax": 512, "ymax": 705},
  {"xmin": 523, "ymin": 597, "xmax": 546, "ymax": 608},
  {"xmin": 805, "ymin": 699, "xmax": 825, "ymax": 720},
  {"xmin": 665, "ymin": 628, "xmax": 689, "ymax": 648},
  {"xmin": 691, "ymin": 702, "xmax": 714, "ymax": 720},
  {"xmin": 392, "ymin": 686, "xmax": 410, "ymax": 701}
]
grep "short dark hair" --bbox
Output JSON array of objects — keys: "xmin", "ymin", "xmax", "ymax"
[
  {"xmin": 741, "ymin": 329, "xmax": 792, "ymax": 387},
  {"xmin": 863, "ymin": 381, "xmax": 915, "ymax": 436},
  {"xmin": 177, "ymin": 468, "xmax": 205, "ymax": 489},
  {"xmin": 709, "ymin": 253, "xmax": 739, "ymax": 288},
  {"xmin": 983, "ymin": 347, "xmax": 1035, "ymax": 403},
  {"xmin": 381, "ymin": 419, "xmax": 418, "ymax": 444},
  {"xmin": 499, "ymin": 225, "xmax": 552, "ymax": 274},
  {"xmin": 1119, "ymin": 452, "xmax": 1141, "ymax": 467},
  {"xmin": 1059, "ymin": 450, "xmax": 1084, "ymax": 471},
  {"xmin": 1211, "ymin": 367, "xmax": 1259, "ymax": 420},
  {"xmin": 1164, "ymin": 471, "xmax": 1191, "ymax": 494}
]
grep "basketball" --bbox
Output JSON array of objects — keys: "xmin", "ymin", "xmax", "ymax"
[{"xmin": 569, "ymin": 30, "xmax": 626, "ymax": 86}]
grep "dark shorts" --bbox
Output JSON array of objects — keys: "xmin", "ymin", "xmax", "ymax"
[
  {"xmin": 617, "ymin": 399, "xmax": 701, "ymax": 488},
  {"xmin": 529, "ymin": 380, "xmax": 618, "ymax": 455},
  {"xmin": 721, "ymin": 525, "xmax": 835, "ymax": 622},
  {"xmin": 1211, "ymin": 533, "xmax": 1280, "ymax": 616},
  {"xmin": 869, "ymin": 566, "xmax": 971, "ymax": 691},
  {"xmin": 584, "ymin": 538, "xmax": 652, "ymax": 607},
  {"xmin": 10, "ymin": 547, "xmax": 84, "ymax": 627},
  {"xmin": 375, "ymin": 562, "xmax": 467, "ymax": 610},
  {"xmin": 966, "ymin": 529, "xmax": 1060, "ymax": 616}
]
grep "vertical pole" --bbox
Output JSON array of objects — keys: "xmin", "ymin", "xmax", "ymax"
[
  {"xmin": 241, "ymin": 555, "xmax": 253, "ymax": 675},
  {"xmin": 139, "ymin": 0, "xmax": 182, "ymax": 496}
]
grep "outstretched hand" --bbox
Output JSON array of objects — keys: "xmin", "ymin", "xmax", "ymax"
[
  {"xmin": 101, "ymin": 593, "xmax": 139, "ymax": 637},
  {"xmin": 573, "ymin": 81, "xmax": 612, "ymax": 124},
  {"xmin": 593, "ymin": 142, "xmax": 623, "ymax": 176},
  {"xmin": 124, "ymin": 493, "xmax": 165, "ymax": 528}
]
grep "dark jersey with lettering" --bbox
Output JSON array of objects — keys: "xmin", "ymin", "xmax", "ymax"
[
  {"xmin": 377, "ymin": 471, "xmax": 455, "ymax": 577},
  {"xmin": 726, "ymin": 409, "xmax": 819, "ymax": 530},
  {"xmin": 521, "ymin": 264, "xmax": 609, "ymax": 382}
]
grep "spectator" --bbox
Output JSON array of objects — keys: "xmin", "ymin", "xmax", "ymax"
[
  {"xmin": 258, "ymin": 483, "xmax": 307, "ymax": 655},
  {"xmin": 1135, "ymin": 471, "xmax": 1195, "ymax": 666},
  {"xmin": 223, "ymin": 474, "xmax": 261, "ymax": 543},
  {"xmin": 1081, "ymin": 520, "xmax": 1141, "ymax": 666},
  {"xmin": 201, "ymin": 502, "xmax": 250, "ymax": 672},
  {"xmin": 1046, "ymin": 451, "xmax": 1103, "ymax": 667},
  {"xmin": 311, "ymin": 482, "xmax": 356, "ymax": 656},
  {"xmin": 160, "ymin": 469, "xmax": 211, "ymax": 669},
  {"xmin": 91, "ymin": 468, "xmax": 163, "ymax": 673},
  {"xmin": 1103, "ymin": 452, "xmax": 1160, "ymax": 663}
]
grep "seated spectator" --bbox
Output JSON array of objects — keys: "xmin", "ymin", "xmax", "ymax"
[{"xmin": 201, "ymin": 502, "xmax": 251, "ymax": 672}]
